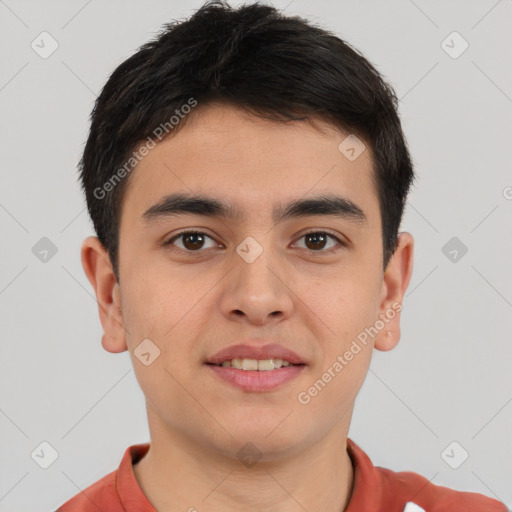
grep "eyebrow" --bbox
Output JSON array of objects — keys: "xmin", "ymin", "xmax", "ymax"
[{"xmin": 141, "ymin": 193, "xmax": 367, "ymax": 226}]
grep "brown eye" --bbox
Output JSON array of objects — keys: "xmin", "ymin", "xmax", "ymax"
[
  {"xmin": 165, "ymin": 231, "xmax": 218, "ymax": 252},
  {"xmin": 295, "ymin": 231, "xmax": 343, "ymax": 252},
  {"xmin": 181, "ymin": 232, "xmax": 205, "ymax": 250},
  {"xmin": 305, "ymin": 232, "xmax": 328, "ymax": 250}
]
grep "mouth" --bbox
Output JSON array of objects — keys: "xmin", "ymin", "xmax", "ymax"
[
  {"xmin": 205, "ymin": 361, "xmax": 306, "ymax": 392},
  {"xmin": 205, "ymin": 343, "xmax": 307, "ymax": 391},
  {"xmin": 206, "ymin": 358, "xmax": 305, "ymax": 371},
  {"xmin": 205, "ymin": 343, "xmax": 307, "ymax": 367}
]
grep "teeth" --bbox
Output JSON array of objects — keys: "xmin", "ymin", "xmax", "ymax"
[
  {"xmin": 231, "ymin": 358, "xmax": 242, "ymax": 369},
  {"xmin": 258, "ymin": 359, "xmax": 281, "ymax": 370},
  {"xmin": 242, "ymin": 358, "xmax": 258, "ymax": 371},
  {"xmin": 218, "ymin": 358, "xmax": 294, "ymax": 370}
]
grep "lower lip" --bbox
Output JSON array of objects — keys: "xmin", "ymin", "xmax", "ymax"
[{"xmin": 206, "ymin": 364, "xmax": 305, "ymax": 392}]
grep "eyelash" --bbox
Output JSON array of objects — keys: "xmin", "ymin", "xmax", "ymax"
[{"xmin": 164, "ymin": 229, "xmax": 345, "ymax": 254}]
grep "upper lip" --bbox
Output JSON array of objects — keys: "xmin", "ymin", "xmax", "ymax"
[{"xmin": 206, "ymin": 343, "xmax": 306, "ymax": 365}]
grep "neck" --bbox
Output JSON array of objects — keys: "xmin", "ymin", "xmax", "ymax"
[{"xmin": 133, "ymin": 417, "xmax": 355, "ymax": 512}]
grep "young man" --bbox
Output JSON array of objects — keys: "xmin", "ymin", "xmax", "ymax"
[{"xmin": 57, "ymin": 1, "xmax": 507, "ymax": 511}]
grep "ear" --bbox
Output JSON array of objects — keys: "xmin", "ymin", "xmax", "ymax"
[
  {"xmin": 374, "ymin": 232, "xmax": 414, "ymax": 352},
  {"xmin": 81, "ymin": 236, "xmax": 127, "ymax": 353}
]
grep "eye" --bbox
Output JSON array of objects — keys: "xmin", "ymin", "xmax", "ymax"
[
  {"xmin": 164, "ymin": 229, "xmax": 345, "ymax": 254},
  {"xmin": 294, "ymin": 230, "xmax": 344, "ymax": 252},
  {"xmin": 164, "ymin": 230, "xmax": 220, "ymax": 252}
]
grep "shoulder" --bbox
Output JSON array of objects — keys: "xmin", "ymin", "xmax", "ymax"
[
  {"xmin": 376, "ymin": 464, "xmax": 508, "ymax": 511},
  {"xmin": 56, "ymin": 469, "xmax": 121, "ymax": 511},
  {"xmin": 55, "ymin": 443, "xmax": 151, "ymax": 511},
  {"xmin": 346, "ymin": 438, "xmax": 508, "ymax": 512}
]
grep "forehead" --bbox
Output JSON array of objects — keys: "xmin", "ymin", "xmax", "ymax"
[{"xmin": 121, "ymin": 103, "xmax": 379, "ymax": 229}]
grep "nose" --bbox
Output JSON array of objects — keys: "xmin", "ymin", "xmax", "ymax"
[{"xmin": 219, "ymin": 248, "xmax": 294, "ymax": 326}]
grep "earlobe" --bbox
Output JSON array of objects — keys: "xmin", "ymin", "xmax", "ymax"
[
  {"xmin": 101, "ymin": 332, "xmax": 127, "ymax": 353},
  {"xmin": 374, "ymin": 232, "xmax": 414, "ymax": 352},
  {"xmin": 81, "ymin": 236, "xmax": 128, "ymax": 354},
  {"xmin": 375, "ymin": 327, "xmax": 399, "ymax": 352}
]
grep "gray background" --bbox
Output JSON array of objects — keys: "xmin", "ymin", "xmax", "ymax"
[{"xmin": 0, "ymin": 0, "xmax": 511, "ymax": 510}]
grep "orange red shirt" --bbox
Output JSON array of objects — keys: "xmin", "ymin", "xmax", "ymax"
[{"xmin": 57, "ymin": 438, "xmax": 507, "ymax": 511}]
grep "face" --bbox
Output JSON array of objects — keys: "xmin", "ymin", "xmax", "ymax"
[{"xmin": 82, "ymin": 103, "xmax": 413, "ymax": 460}]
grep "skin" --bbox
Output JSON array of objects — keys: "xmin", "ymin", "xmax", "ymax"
[{"xmin": 82, "ymin": 103, "xmax": 414, "ymax": 511}]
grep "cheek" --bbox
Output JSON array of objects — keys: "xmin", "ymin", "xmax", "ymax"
[
  {"xmin": 121, "ymin": 262, "xmax": 203, "ymax": 340},
  {"xmin": 299, "ymin": 269, "xmax": 380, "ymax": 339},
  {"xmin": 121, "ymin": 268, "xmax": 214, "ymax": 395},
  {"xmin": 295, "ymin": 270, "xmax": 379, "ymax": 399},
  {"xmin": 122, "ymin": 284, "xmax": 197, "ymax": 411},
  {"xmin": 295, "ymin": 345, "xmax": 372, "ymax": 433}
]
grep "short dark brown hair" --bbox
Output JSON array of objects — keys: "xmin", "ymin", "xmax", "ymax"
[{"xmin": 79, "ymin": 0, "xmax": 415, "ymax": 281}]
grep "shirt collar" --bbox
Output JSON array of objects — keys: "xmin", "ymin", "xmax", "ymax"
[{"xmin": 117, "ymin": 438, "xmax": 382, "ymax": 511}]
